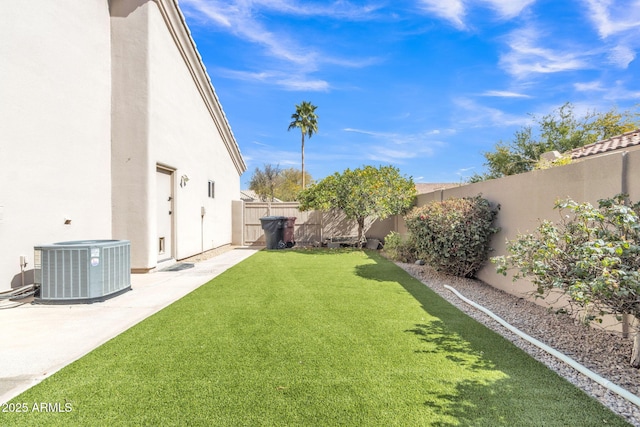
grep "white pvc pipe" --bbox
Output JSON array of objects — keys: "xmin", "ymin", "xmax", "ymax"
[{"xmin": 443, "ymin": 285, "xmax": 640, "ymax": 408}]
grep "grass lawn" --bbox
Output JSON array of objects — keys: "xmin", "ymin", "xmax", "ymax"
[{"xmin": 4, "ymin": 249, "xmax": 630, "ymax": 426}]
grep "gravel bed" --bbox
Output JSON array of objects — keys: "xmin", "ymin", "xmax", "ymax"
[{"xmin": 397, "ymin": 262, "xmax": 640, "ymax": 426}]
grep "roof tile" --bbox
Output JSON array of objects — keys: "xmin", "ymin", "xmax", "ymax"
[{"xmin": 568, "ymin": 129, "xmax": 640, "ymax": 159}]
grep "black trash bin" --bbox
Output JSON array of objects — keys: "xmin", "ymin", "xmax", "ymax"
[{"xmin": 260, "ymin": 216, "xmax": 286, "ymax": 249}]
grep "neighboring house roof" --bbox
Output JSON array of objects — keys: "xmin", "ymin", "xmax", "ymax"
[
  {"xmin": 568, "ymin": 129, "xmax": 640, "ymax": 160},
  {"xmin": 159, "ymin": 0, "xmax": 246, "ymax": 175},
  {"xmin": 240, "ymin": 190, "xmax": 282, "ymax": 202},
  {"xmin": 415, "ymin": 183, "xmax": 458, "ymax": 194}
]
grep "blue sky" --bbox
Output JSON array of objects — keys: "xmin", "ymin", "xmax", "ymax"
[{"xmin": 179, "ymin": 0, "xmax": 640, "ymax": 187}]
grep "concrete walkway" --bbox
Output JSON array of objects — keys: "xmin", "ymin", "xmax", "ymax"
[{"xmin": 0, "ymin": 247, "xmax": 259, "ymax": 404}]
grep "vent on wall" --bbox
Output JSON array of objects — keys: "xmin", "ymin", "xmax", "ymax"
[{"xmin": 34, "ymin": 240, "xmax": 131, "ymax": 304}]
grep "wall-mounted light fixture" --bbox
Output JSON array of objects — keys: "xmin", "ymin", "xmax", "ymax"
[{"xmin": 180, "ymin": 174, "xmax": 190, "ymax": 187}]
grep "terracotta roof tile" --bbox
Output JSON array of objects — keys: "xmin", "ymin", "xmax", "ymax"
[{"xmin": 568, "ymin": 129, "xmax": 640, "ymax": 159}]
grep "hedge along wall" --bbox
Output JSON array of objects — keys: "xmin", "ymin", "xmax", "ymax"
[{"xmin": 403, "ymin": 149, "xmax": 640, "ymax": 333}]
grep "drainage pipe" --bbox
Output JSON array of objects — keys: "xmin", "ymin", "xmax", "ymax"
[{"xmin": 443, "ymin": 285, "xmax": 640, "ymax": 408}]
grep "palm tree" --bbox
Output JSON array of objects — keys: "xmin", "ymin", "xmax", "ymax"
[{"xmin": 287, "ymin": 101, "xmax": 318, "ymax": 189}]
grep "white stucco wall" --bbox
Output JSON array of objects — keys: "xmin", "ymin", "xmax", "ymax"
[
  {"xmin": 111, "ymin": 0, "xmax": 245, "ymax": 270},
  {"xmin": 147, "ymin": 4, "xmax": 241, "ymax": 259},
  {"xmin": 0, "ymin": 1, "xmax": 113, "ymax": 291},
  {"xmin": 110, "ymin": 0, "xmax": 155, "ymax": 270}
]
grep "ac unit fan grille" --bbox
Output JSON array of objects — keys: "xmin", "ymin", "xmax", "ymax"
[{"xmin": 40, "ymin": 248, "xmax": 90, "ymax": 300}]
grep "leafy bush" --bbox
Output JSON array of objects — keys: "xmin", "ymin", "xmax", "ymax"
[
  {"xmin": 382, "ymin": 231, "xmax": 416, "ymax": 263},
  {"xmin": 493, "ymin": 194, "xmax": 640, "ymax": 367},
  {"xmin": 405, "ymin": 195, "xmax": 499, "ymax": 278}
]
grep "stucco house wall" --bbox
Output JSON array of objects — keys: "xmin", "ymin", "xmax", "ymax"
[
  {"xmin": 111, "ymin": 0, "xmax": 245, "ymax": 271},
  {"xmin": 0, "ymin": 0, "xmax": 246, "ymax": 290},
  {"xmin": 0, "ymin": 1, "xmax": 114, "ymax": 289},
  {"xmin": 146, "ymin": 1, "xmax": 242, "ymax": 259}
]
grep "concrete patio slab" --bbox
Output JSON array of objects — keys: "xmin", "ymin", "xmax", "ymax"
[{"xmin": 0, "ymin": 247, "xmax": 259, "ymax": 404}]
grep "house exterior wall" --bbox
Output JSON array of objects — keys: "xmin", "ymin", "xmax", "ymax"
[
  {"xmin": 0, "ymin": 1, "xmax": 113, "ymax": 290},
  {"xmin": 110, "ymin": 0, "xmax": 245, "ymax": 271},
  {"xmin": 147, "ymin": 3, "xmax": 241, "ymax": 259},
  {"xmin": 0, "ymin": 0, "xmax": 245, "ymax": 289},
  {"xmin": 110, "ymin": 0, "xmax": 155, "ymax": 269}
]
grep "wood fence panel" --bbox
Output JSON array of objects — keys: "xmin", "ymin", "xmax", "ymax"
[
  {"xmin": 243, "ymin": 202, "xmax": 323, "ymax": 245},
  {"xmin": 242, "ymin": 203, "xmax": 391, "ymax": 246}
]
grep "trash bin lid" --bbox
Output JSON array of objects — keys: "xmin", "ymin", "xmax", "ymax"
[{"xmin": 260, "ymin": 216, "xmax": 287, "ymax": 221}]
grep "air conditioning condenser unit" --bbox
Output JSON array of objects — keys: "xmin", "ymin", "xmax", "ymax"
[{"xmin": 34, "ymin": 240, "xmax": 131, "ymax": 304}]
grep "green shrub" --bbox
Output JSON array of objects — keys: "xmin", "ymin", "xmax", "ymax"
[
  {"xmin": 493, "ymin": 194, "xmax": 640, "ymax": 367},
  {"xmin": 405, "ymin": 195, "xmax": 499, "ymax": 278},
  {"xmin": 382, "ymin": 231, "xmax": 416, "ymax": 263}
]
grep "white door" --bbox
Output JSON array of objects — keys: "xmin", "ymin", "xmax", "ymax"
[{"xmin": 156, "ymin": 167, "xmax": 174, "ymax": 262}]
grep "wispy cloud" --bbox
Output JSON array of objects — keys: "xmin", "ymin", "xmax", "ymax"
[
  {"xmin": 344, "ymin": 128, "xmax": 443, "ymax": 142},
  {"xmin": 212, "ymin": 68, "xmax": 330, "ymax": 91},
  {"xmin": 416, "ymin": 0, "xmax": 535, "ymax": 29},
  {"xmin": 607, "ymin": 44, "xmax": 636, "ymax": 68},
  {"xmin": 242, "ymin": 146, "xmax": 300, "ymax": 172},
  {"xmin": 454, "ymin": 98, "xmax": 532, "ymax": 127},
  {"xmin": 181, "ymin": 0, "xmax": 314, "ymax": 65},
  {"xmin": 574, "ymin": 78, "xmax": 640, "ymax": 101},
  {"xmin": 417, "ymin": 0, "xmax": 466, "ymax": 29},
  {"xmin": 574, "ymin": 80, "xmax": 605, "ymax": 92},
  {"xmin": 478, "ymin": 0, "xmax": 536, "ymax": 19},
  {"xmin": 481, "ymin": 90, "xmax": 531, "ymax": 98},
  {"xmin": 180, "ymin": 0, "xmax": 380, "ymax": 90},
  {"xmin": 343, "ymin": 128, "xmax": 446, "ymax": 163},
  {"xmin": 583, "ymin": 0, "xmax": 640, "ymax": 38},
  {"xmin": 248, "ymin": 0, "xmax": 385, "ymax": 20},
  {"xmin": 455, "ymin": 166, "xmax": 476, "ymax": 180},
  {"xmin": 582, "ymin": 0, "xmax": 640, "ymax": 70},
  {"xmin": 499, "ymin": 26, "xmax": 590, "ymax": 78}
]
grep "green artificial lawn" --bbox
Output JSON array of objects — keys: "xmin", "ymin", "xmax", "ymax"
[{"xmin": 4, "ymin": 249, "xmax": 630, "ymax": 426}]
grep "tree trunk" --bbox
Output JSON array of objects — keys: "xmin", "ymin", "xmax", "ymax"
[
  {"xmin": 632, "ymin": 330, "xmax": 640, "ymax": 368},
  {"xmin": 301, "ymin": 135, "xmax": 305, "ymax": 189},
  {"xmin": 357, "ymin": 217, "xmax": 365, "ymax": 248}
]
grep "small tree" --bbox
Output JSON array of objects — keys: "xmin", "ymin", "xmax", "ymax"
[
  {"xmin": 493, "ymin": 195, "xmax": 640, "ymax": 367},
  {"xmin": 248, "ymin": 164, "xmax": 281, "ymax": 215},
  {"xmin": 299, "ymin": 165, "xmax": 416, "ymax": 245},
  {"xmin": 277, "ymin": 168, "xmax": 313, "ymax": 201}
]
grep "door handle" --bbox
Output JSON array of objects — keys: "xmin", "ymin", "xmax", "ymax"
[{"xmin": 169, "ymin": 211, "xmax": 172, "ymax": 215}]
